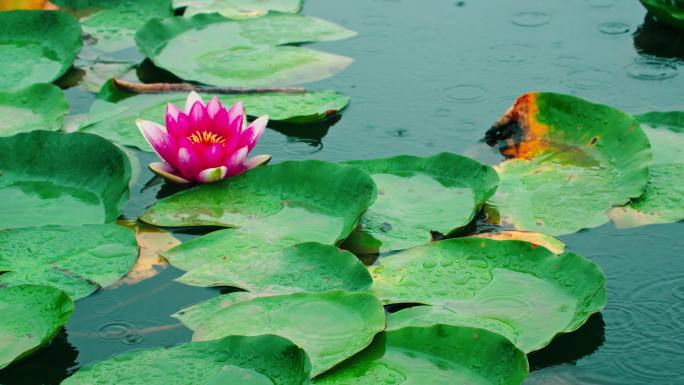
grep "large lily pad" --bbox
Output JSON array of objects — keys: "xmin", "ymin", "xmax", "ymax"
[
  {"xmin": 61, "ymin": 334, "xmax": 311, "ymax": 385},
  {"xmin": 640, "ymin": 0, "xmax": 684, "ymax": 30},
  {"xmin": 0, "ymin": 10, "xmax": 82, "ymax": 89},
  {"xmin": 609, "ymin": 111, "xmax": 684, "ymax": 227},
  {"xmin": 0, "ymin": 131, "xmax": 131, "ymax": 229},
  {"xmin": 344, "ymin": 153, "xmax": 499, "ymax": 253},
  {"xmin": 314, "ymin": 325, "xmax": 528, "ymax": 385},
  {"xmin": 190, "ymin": 291, "xmax": 386, "ymax": 377},
  {"xmin": 80, "ymin": 80, "xmax": 350, "ymax": 151},
  {"xmin": 175, "ymin": 0, "xmax": 304, "ymax": 19},
  {"xmin": 485, "ymin": 92, "xmax": 652, "ymax": 235},
  {"xmin": 0, "ymin": 285, "xmax": 74, "ymax": 370},
  {"xmin": 369, "ymin": 237, "xmax": 606, "ymax": 352},
  {"xmin": 173, "ymin": 291, "xmax": 259, "ymax": 330},
  {"xmin": 136, "ymin": 13, "xmax": 355, "ymax": 86},
  {"xmin": 174, "ymin": 242, "xmax": 373, "ymax": 292},
  {"xmin": 0, "ymin": 224, "xmax": 138, "ymax": 299},
  {"xmin": 0, "ymin": 84, "xmax": 68, "ymax": 137}
]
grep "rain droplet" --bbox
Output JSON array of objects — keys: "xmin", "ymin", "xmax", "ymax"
[
  {"xmin": 97, "ymin": 321, "xmax": 144, "ymax": 345},
  {"xmin": 598, "ymin": 22, "xmax": 631, "ymax": 35},
  {"xmin": 627, "ymin": 57, "xmax": 678, "ymax": 80},
  {"xmin": 509, "ymin": 12, "xmax": 551, "ymax": 27},
  {"xmin": 567, "ymin": 68, "xmax": 615, "ymax": 90},
  {"xmin": 441, "ymin": 84, "xmax": 488, "ymax": 104}
]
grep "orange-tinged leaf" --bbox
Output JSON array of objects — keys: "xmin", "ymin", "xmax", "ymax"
[
  {"xmin": 470, "ymin": 230, "xmax": 566, "ymax": 254},
  {"xmin": 114, "ymin": 221, "xmax": 179, "ymax": 286},
  {"xmin": 0, "ymin": 0, "xmax": 58, "ymax": 10}
]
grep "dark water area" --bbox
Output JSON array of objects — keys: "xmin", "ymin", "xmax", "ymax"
[{"xmin": 1, "ymin": 0, "xmax": 683, "ymax": 384}]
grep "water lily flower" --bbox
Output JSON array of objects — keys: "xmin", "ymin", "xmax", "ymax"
[{"xmin": 136, "ymin": 91, "xmax": 270, "ymax": 183}]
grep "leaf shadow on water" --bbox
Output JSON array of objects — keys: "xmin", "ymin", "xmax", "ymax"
[{"xmin": 634, "ymin": 15, "xmax": 684, "ymax": 60}]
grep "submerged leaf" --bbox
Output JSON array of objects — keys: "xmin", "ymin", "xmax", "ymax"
[
  {"xmin": 174, "ymin": 0, "xmax": 304, "ymax": 19},
  {"xmin": 314, "ymin": 325, "xmax": 529, "ymax": 385},
  {"xmin": 0, "ymin": 131, "xmax": 131, "ymax": 229},
  {"xmin": 344, "ymin": 153, "xmax": 498, "ymax": 253},
  {"xmin": 0, "ymin": 285, "xmax": 73, "ymax": 370},
  {"xmin": 190, "ymin": 291, "xmax": 386, "ymax": 377},
  {"xmin": 485, "ymin": 92, "xmax": 652, "ymax": 235},
  {"xmin": 371, "ymin": 237, "xmax": 606, "ymax": 352},
  {"xmin": 0, "ymin": 84, "xmax": 68, "ymax": 137},
  {"xmin": 112, "ymin": 222, "xmax": 178, "ymax": 287},
  {"xmin": 61, "ymin": 334, "xmax": 311, "ymax": 385}
]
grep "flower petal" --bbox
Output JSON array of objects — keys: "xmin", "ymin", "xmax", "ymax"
[
  {"xmin": 243, "ymin": 154, "xmax": 272, "ymax": 171},
  {"xmin": 166, "ymin": 103, "xmax": 180, "ymax": 121},
  {"xmin": 201, "ymin": 143, "xmax": 225, "ymax": 168},
  {"xmin": 240, "ymin": 115, "xmax": 269, "ymax": 151},
  {"xmin": 167, "ymin": 112, "xmax": 192, "ymax": 138},
  {"xmin": 206, "ymin": 96, "xmax": 223, "ymax": 119},
  {"xmin": 225, "ymin": 146, "xmax": 249, "ymax": 176},
  {"xmin": 184, "ymin": 91, "xmax": 204, "ymax": 114},
  {"xmin": 227, "ymin": 101, "xmax": 245, "ymax": 133},
  {"xmin": 148, "ymin": 162, "xmax": 191, "ymax": 184},
  {"xmin": 136, "ymin": 119, "xmax": 170, "ymax": 161},
  {"xmin": 197, "ymin": 166, "xmax": 228, "ymax": 183},
  {"xmin": 176, "ymin": 147, "xmax": 203, "ymax": 181},
  {"xmin": 189, "ymin": 101, "xmax": 209, "ymax": 130}
]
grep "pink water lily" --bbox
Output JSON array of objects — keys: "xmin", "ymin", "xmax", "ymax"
[{"xmin": 136, "ymin": 91, "xmax": 270, "ymax": 183}]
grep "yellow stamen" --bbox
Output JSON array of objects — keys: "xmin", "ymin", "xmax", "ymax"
[{"xmin": 187, "ymin": 131, "xmax": 227, "ymax": 145}]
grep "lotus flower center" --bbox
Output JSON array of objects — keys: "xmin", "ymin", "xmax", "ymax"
[{"xmin": 187, "ymin": 130, "xmax": 227, "ymax": 145}]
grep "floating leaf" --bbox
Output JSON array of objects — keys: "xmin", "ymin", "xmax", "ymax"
[
  {"xmin": 112, "ymin": 222, "xmax": 177, "ymax": 287},
  {"xmin": 80, "ymin": 81, "xmax": 350, "ymax": 151},
  {"xmin": 609, "ymin": 112, "xmax": 684, "ymax": 227},
  {"xmin": 314, "ymin": 325, "xmax": 528, "ymax": 385},
  {"xmin": 175, "ymin": 0, "xmax": 304, "ymax": 19},
  {"xmin": 173, "ymin": 242, "xmax": 372, "ymax": 291},
  {"xmin": 370, "ymin": 237, "xmax": 606, "ymax": 352},
  {"xmin": 136, "ymin": 13, "xmax": 355, "ymax": 86},
  {"xmin": 344, "ymin": 153, "xmax": 499, "ymax": 253},
  {"xmin": 0, "ymin": 84, "xmax": 68, "ymax": 137},
  {"xmin": 173, "ymin": 292, "xmax": 259, "ymax": 330},
  {"xmin": 0, "ymin": 285, "xmax": 73, "ymax": 370},
  {"xmin": 61, "ymin": 334, "xmax": 311, "ymax": 385},
  {"xmin": 485, "ymin": 92, "xmax": 652, "ymax": 235},
  {"xmin": 190, "ymin": 291, "xmax": 386, "ymax": 376},
  {"xmin": 0, "ymin": 0, "xmax": 58, "ymax": 11},
  {"xmin": 0, "ymin": 224, "xmax": 138, "ymax": 299},
  {"xmin": 0, "ymin": 131, "xmax": 131, "ymax": 229},
  {"xmin": 0, "ymin": 10, "xmax": 82, "ymax": 89},
  {"xmin": 470, "ymin": 230, "xmax": 565, "ymax": 254},
  {"xmin": 640, "ymin": 0, "xmax": 684, "ymax": 30}
]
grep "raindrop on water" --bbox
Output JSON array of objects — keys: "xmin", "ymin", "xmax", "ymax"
[
  {"xmin": 598, "ymin": 22, "xmax": 631, "ymax": 35},
  {"xmin": 509, "ymin": 12, "xmax": 552, "ymax": 27},
  {"xmin": 627, "ymin": 57, "xmax": 678, "ymax": 80}
]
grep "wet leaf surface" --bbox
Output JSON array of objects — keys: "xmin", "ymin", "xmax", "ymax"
[
  {"xmin": 0, "ymin": 84, "xmax": 68, "ymax": 137},
  {"xmin": 174, "ymin": 0, "xmax": 303, "ymax": 19},
  {"xmin": 470, "ymin": 230, "xmax": 566, "ymax": 254}
]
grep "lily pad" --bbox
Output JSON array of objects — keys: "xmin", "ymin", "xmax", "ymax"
[
  {"xmin": 313, "ymin": 325, "xmax": 529, "ymax": 385},
  {"xmin": 485, "ymin": 92, "xmax": 652, "ymax": 235},
  {"xmin": 173, "ymin": 292, "xmax": 259, "ymax": 330},
  {"xmin": 172, "ymin": 242, "xmax": 372, "ymax": 291},
  {"xmin": 609, "ymin": 111, "xmax": 684, "ymax": 227},
  {"xmin": 190, "ymin": 291, "xmax": 386, "ymax": 377},
  {"xmin": 0, "ymin": 10, "xmax": 82, "ymax": 89},
  {"xmin": 470, "ymin": 230, "xmax": 565, "ymax": 254},
  {"xmin": 0, "ymin": 285, "xmax": 74, "ymax": 370},
  {"xmin": 136, "ymin": 13, "xmax": 355, "ymax": 86},
  {"xmin": 0, "ymin": 131, "xmax": 131, "ymax": 229},
  {"xmin": 175, "ymin": 0, "xmax": 304, "ymax": 19},
  {"xmin": 80, "ymin": 80, "xmax": 350, "ymax": 151},
  {"xmin": 640, "ymin": 0, "xmax": 684, "ymax": 30},
  {"xmin": 369, "ymin": 237, "xmax": 606, "ymax": 352},
  {"xmin": 0, "ymin": 84, "xmax": 68, "ymax": 137},
  {"xmin": 344, "ymin": 153, "xmax": 499, "ymax": 253},
  {"xmin": 0, "ymin": 224, "xmax": 138, "ymax": 299},
  {"xmin": 61, "ymin": 334, "xmax": 311, "ymax": 385}
]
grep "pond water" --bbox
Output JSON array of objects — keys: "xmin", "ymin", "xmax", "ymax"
[{"xmin": 1, "ymin": 0, "xmax": 684, "ymax": 384}]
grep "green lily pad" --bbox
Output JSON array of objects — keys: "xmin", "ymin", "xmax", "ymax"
[
  {"xmin": 173, "ymin": 292, "xmax": 259, "ymax": 330},
  {"xmin": 640, "ymin": 0, "xmax": 684, "ymax": 30},
  {"xmin": 609, "ymin": 111, "xmax": 684, "ymax": 227},
  {"xmin": 136, "ymin": 13, "xmax": 355, "ymax": 86},
  {"xmin": 0, "ymin": 84, "xmax": 68, "ymax": 137},
  {"xmin": 190, "ymin": 291, "xmax": 386, "ymax": 377},
  {"xmin": 175, "ymin": 0, "xmax": 304, "ymax": 19},
  {"xmin": 344, "ymin": 153, "xmax": 499, "ymax": 253},
  {"xmin": 369, "ymin": 237, "xmax": 606, "ymax": 352},
  {"xmin": 80, "ymin": 80, "xmax": 350, "ymax": 151},
  {"xmin": 485, "ymin": 92, "xmax": 652, "ymax": 236},
  {"xmin": 0, "ymin": 10, "xmax": 82, "ymax": 90},
  {"xmin": 314, "ymin": 325, "xmax": 529, "ymax": 385},
  {"xmin": 0, "ymin": 131, "xmax": 131, "ymax": 229},
  {"xmin": 470, "ymin": 230, "xmax": 566, "ymax": 254},
  {"xmin": 0, "ymin": 285, "xmax": 74, "ymax": 370},
  {"xmin": 173, "ymin": 242, "xmax": 372, "ymax": 292},
  {"xmin": 61, "ymin": 334, "xmax": 311, "ymax": 385},
  {"xmin": 0, "ymin": 224, "xmax": 138, "ymax": 300}
]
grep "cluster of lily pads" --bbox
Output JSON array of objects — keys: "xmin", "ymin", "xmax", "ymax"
[{"xmin": 2, "ymin": 1, "xmax": 684, "ymax": 385}]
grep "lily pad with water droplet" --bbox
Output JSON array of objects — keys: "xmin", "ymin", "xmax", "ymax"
[
  {"xmin": 61, "ymin": 334, "xmax": 311, "ymax": 385},
  {"xmin": 0, "ymin": 10, "xmax": 82, "ymax": 89},
  {"xmin": 0, "ymin": 224, "xmax": 138, "ymax": 299},
  {"xmin": 190, "ymin": 290, "xmax": 386, "ymax": 377},
  {"xmin": 173, "ymin": 292, "xmax": 259, "ymax": 330},
  {"xmin": 470, "ymin": 230, "xmax": 565, "ymax": 254},
  {"xmin": 0, "ymin": 285, "xmax": 73, "ymax": 370},
  {"xmin": 485, "ymin": 92, "xmax": 652, "ymax": 236},
  {"xmin": 640, "ymin": 0, "xmax": 684, "ymax": 30},
  {"xmin": 136, "ymin": 13, "xmax": 355, "ymax": 86},
  {"xmin": 0, "ymin": 84, "xmax": 68, "ymax": 137},
  {"xmin": 343, "ymin": 153, "xmax": 499, "ymax": 253},
  {"xmin": 313, "ymin": 325, "xmax": 529, "ymax": 385},
  {"xmin": 79, "ymin": 80, "xmax": 350, "ymax": 151},
  {"xmin": 370, "ymin": 237, "xmax": 606, "ymax": 352},
  {"xmin": 609, "ymin": 111, "xmax": 684, "ymax": 227},
  {"xmin": 174, "ymin": 0, "xmax": 303, "ymax": 19},
  {"xmin": 0, "ymin": 131, "xmax": 131, "ymax": 229}
]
